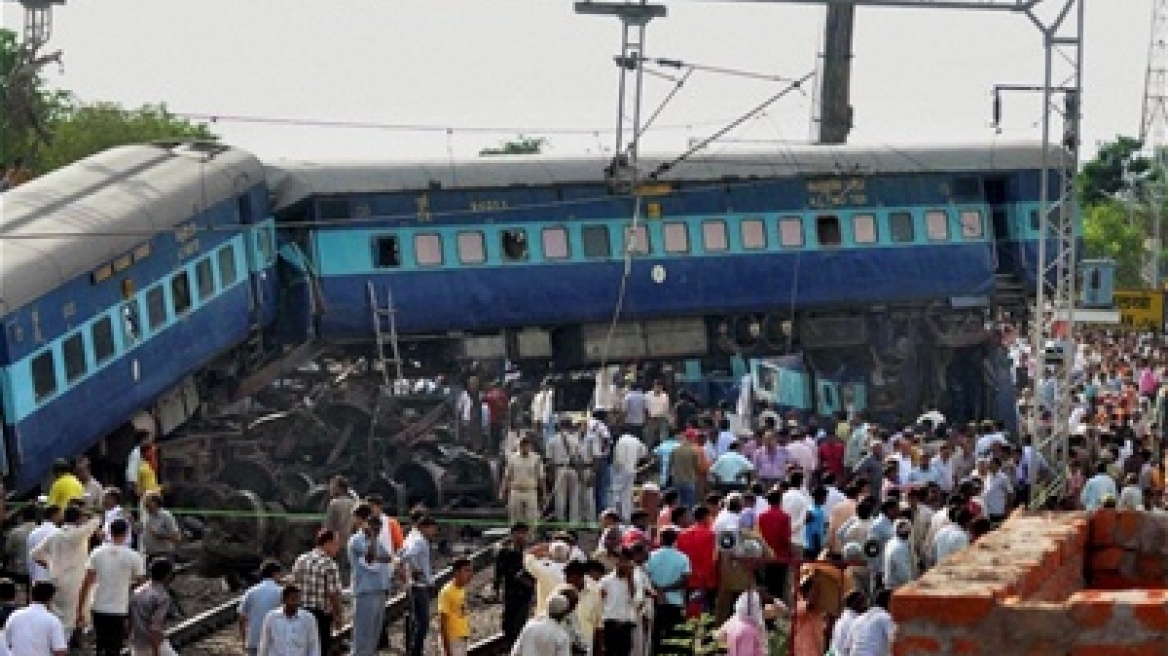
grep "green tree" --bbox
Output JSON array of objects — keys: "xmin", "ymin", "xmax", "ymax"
[
  {"xmin": 1, "ymin": 28, "xmax": 214, "ymax": 176},
  {"xmin": 479, "ymin": 135, "xmax": 547, "ymax": 156},
  {"xmin": 1077, "ymin": 136, "xmax": 1151, "ymax": 205},
  {"xmin": 1081, "ymin": 199, "xmax": 1145, "ymax": 288}
]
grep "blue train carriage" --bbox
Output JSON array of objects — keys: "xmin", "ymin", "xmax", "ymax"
[
  {"xmin": 0, "ymin": 142, "xmax": 276, "ymax": 493},
  {"xmin": 749, "ymin": 355, "xmax": 868, "ymax": 421},
  {"xmin": 266, "ymin": 142, "xmax": 1062, "ymax": 370}
]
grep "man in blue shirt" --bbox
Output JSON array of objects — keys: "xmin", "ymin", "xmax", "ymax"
[
  {"xmin": 709, "ymin": 442, "xmax": 755, "ymax": 492},
  {"xmin": 399, "ymin": 516, "xmax": 438, "ymax": 656},
  {"xmin": 652, "ymin": 432, "xmax": 681, "ymax": 487},
  {"xmin": 348, "ymin": 508, "xmax": 395, "ymax": 656},
  {"xmin": 239, "ymin": 560, "xmax": 284, "ymax": 656},
  {"xmin": 805, "ymin": 487, "xmax": 829, "ymax": 558},
  {"xmin": 645, "ymin": 527, "xmax": 690, "ymax": 651}
]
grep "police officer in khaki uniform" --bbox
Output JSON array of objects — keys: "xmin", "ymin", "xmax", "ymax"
[{"xmin": 501, "ymin": 435, "xmax": 546, "ymax": 525}]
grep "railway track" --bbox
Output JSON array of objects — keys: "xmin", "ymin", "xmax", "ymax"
[{"xmin": 159, "ymin": 537, "xmax": 504, "ymax": 654}]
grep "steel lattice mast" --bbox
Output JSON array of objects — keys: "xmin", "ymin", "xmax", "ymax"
[{"xmin": 1142, "ymin": 0, "xmax": 1168, "ymax": 290}]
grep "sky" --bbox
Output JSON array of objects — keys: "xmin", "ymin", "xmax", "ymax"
[{"xmin": 0, "ymin": 0, "xmax": 1155, "ymax": 163}]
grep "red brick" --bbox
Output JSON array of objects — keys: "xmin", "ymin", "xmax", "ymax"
[
  {"xmin": 1068, "ymin": 592, "xmax": 1114, "ymax": 628},
  {"xmin": 892, "ymin": 590, "xmax": 995, "ymax": 626},
  {"xmin": 1090, "ymin": 572, "xmax": 1135, "ymax": 590},
  {"xmin": 1089, "ymin": 546, "xmax": 1125, "ymax": 571},
  {"xmin": 952, "ymin": 638, "xmax": 981, "ymax": 654},
  {"xmin": 1090, "ymin": 509, "xmax": 1117, "ymax": 547},
  {"xmin": 1114, "ymin": 510, "xmax": 1144, "ymax": 546},
  {"xmin": 893, "ymin": 635, "xmax": 943, "ymax": 655},
  {"xmin": 1070, "ymin": 644, "xmax": 1168, "ymax": 656},
  {"xmin": 1131, "ymin": 591, "xmax": 1168, "ymax": 631},
  {"xmin": 1135, "ymin": 553, "xmax": 1166, "ymax": 582}
]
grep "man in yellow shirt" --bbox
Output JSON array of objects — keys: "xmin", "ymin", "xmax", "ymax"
[
  {"xmin": 438, "ymin": 557, "xmax": 473, "ymax": 656},
  {"xmin": 47, "ymin": 460, "xmax": 85, "ymax": 511}
]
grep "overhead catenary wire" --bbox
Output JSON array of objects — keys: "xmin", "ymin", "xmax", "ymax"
[
  {"xmin": 171, "ymin": 112, "xmax": 732, "ymax": 136},
  {"xmin": 649, "ymin": 70, "xmax": 816, "ymax": 179}
]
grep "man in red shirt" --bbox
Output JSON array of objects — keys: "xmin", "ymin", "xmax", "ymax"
[
  {"xmin": 675, "ymin": 505, "xmax": 717, "ymax": 611},
  {"xmin": 817, "ymin": 429, "xmax": 846, "ymax": 484},
  {"xmin": 483, "ymin": 382, "xmax": 510, "ymax": 454},
  {"xmin": 756, "ymin": 489, "xmax": 793, "ymax": 602}
]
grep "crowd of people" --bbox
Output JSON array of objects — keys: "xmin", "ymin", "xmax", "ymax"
[{"xmin": 492, "ymin": 334, "xmax": 1168, "ymax": 656}]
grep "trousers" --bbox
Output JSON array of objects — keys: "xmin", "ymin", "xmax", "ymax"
[
  {"xmin": 610, "ymin": 470, "xmax": 635, "ymax": 522},
  {"xmin": 92, "ymin": 611, "xmax": 127, "ymax": 656},
  {"xmin": 351, "ymin": 590, "xmax": 388, "ymax": 656},
  {"xmin": 645, "ymin": 417, "xmax": 670, "ymax": 446},
  {"xmin": 508, "ymin": 490, "xmax": 540, "ymax": 525},
  {"xmin": 553, "ymin": 468, "xmax": 580, "ymax": 523},
  {"xmin": 307, "ymin": 607, "xmax": 333, "ymax": 656},
  {"xmin": 407, "ymin": 586, "xmax": 430, "ymax": 656},
  {"xmin": 594, "ymin": 459, "xmax": 611, "ymax": 514},
  {"xmin": 501, "ymin": 595, "xmax": 532, "ymax": 646},
  {"xmin": 603, "ymin": 620, "xmax": 635, "ymax": 656}
]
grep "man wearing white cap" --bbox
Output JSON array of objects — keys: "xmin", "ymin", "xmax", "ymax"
[
  {"xmin": 510, "ymin": 594, "xmax": 573, "ymax": 656},
  {"xmin": 523, "ymin": 542, "xmax": 570, "ymax": 617}
]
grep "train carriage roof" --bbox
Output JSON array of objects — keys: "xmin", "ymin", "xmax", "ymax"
[
  {"xmin": 266, "ymin": 141, "xmax": 1063, "ymax": 211},
  {"xmin": 0, "ymin": 142, "xmax": 265, "ymax": 317}
]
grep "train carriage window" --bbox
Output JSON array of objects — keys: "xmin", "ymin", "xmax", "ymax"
[
  {"xmin": 816, "ymin": 215, "xmax": 842, "ymax": 247},
  {"xmin": 414, "ymin": 234, "xmax": 444, "ymax": 266},
  {"xmin": 925, "ymin": 210, "xmax": 950, "ymax": 241},
  {"xmin": 623, "ymin": 224, "xmax": 651, "ymax": 256},
  {"xmin": 501, "ymin": 229, "xmax": 529, "ymax": 262},
  {"xmin": 582, "ymin": 225, "xmax": 611, "ymax": 258},
  {"xmin": 92, "ymin": 317, "xmax": 116, "ymax": 365},
  {"xmin": 171, "ymin": 273, "xmax": 192, "ymax": 316},
  {"xmin": 890, "ymin": 212, "xmax": 915, "ymax": 243},
  {"xmin": 541, "ymin": 227, "xmax": 570, "ymax": 260},
  {"xmin": 1030, "ymin": 209, "xmax": 1041, "ymax": 231},
  {"xmin": 778, "ymin": 217, "xmax": 804, "ymax": 248},
  {"xmin": 258, "ymin": 228, "xmax": 275, "ymax": 266},
  {"xmin": 195, "ymin": 259, "xmax": 215, "ymax": 301},
  {"xmin": 741, "ymin": 218, "xmax": 767, "ymax": 250},
  {"xmin": 31, "ymin": 350, "xmax": 57, "ymax": 401},
  {"xmin": 63, "ymin": 333, "xmax": 86, "ymax": 383},
  {"xmin": 663, "ymin": 222, "xmax": 690, "ymax": 254},
  {"xmin": 237, "ymin": 195, "xmax": 254, "ymax": 223},
  {"xmin": 457, "ymin": 231, "xmax": 487, "ymax": 264},
  {"xmin": 852, "ymin": 214, "xmax": 878, "ymax": 244},
  {"xmin": 146, "ymin": 287, "xmax": 167, "ymax": 331},
  {"xmin": 702, "ymin": 220, "xmax": 729, "ymax": 252},
  {"xmin": 218, "ymin": 246, "xmax": 238, "ymax": 287},
  {"xmin": 373, "ymin": 236, "xmax": 402, "ymax": 268},
  {"xmin": 960, "ymin": 209, "xmax": 985, "ymax": 239}
]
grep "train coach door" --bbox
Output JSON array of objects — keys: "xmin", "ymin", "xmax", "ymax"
[{"xmin": 984, "ymin": 177, "xmax": 1015, "ymax": 274}]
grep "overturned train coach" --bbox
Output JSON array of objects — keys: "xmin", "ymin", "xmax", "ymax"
[
  {"xmin": 0, "ymin": 140, "xmax": 1061, "ymax": 492},
  {"xmin": 269, "ymin": 142, "xmax": 1064, "ymax": 421},
  {"xmin": 0, "ymin": 142, "xmax": 278, "ymax": 492}
]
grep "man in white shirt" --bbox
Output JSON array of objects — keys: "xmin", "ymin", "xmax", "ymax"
[
  {"xmin": 510, "ymin": 594, "xmax": 572, "ymax": 656},
  {"xmin": 30, "ymin": 506, "xmax": 101, "ymax": 636},
  {"xmin": 598, "ymin": 549, "xmax": 647, "ymax": 656},
  {"xmin": 982, "ymin": 458, "xmax": 1014, "ymax": 521},
  {"xmin": 932, "ymin": 508, "xmax": 972, "ymax": 566},
  {"xmin": 26, "ymin": 508, "xmax": 61, "ymax": 583},
  {"xmin": 610, "ymin": 433, "xmax": 647, "ymax": 522},
  {"xmin": 6, "ymin": 581, "xmax": 68, "ymax": 656},
  {"xmin": 781, "ymin": 472, "xmax": 812, "ymax": 556},
  {"xmin": 76, "ymin": 519, "xmax": 146, "ymax": 656},
  {"xmin": 644, "ymin": 381, "xmax": 671, "ymax": 447},
  {"xmin": 581, "ymin": 412, "xmax": 612, "ymax": 521},
  {"xmin": 929, "ymin": 443, "xmax": 956, "ymax": 493},
  {"xmin": 846, "ymin": 588, "xmax": 895, "ymax": 656},
  {"xmin": 523, "ymin": 542, "xmax": 570, "ymax": 617},
  {"xmin": 531, "ymin": 381, "xmax": 556, "ymax": 447},
  {"xmin": 258, "ymin": 585, "xmax": 321, "ymax": 656}
]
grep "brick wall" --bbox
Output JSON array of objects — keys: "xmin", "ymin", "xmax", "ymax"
[{"xmin": 891, "ymin": 510, "xmax": 1168, "ymax": 656}]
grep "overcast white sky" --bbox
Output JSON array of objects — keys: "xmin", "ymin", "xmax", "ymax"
[{"xmin": 1, "ymin": 0, "xmax": 1155, "ymax": 162}]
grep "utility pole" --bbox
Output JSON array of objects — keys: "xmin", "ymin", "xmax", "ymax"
[
  {"xmin": 1141, "ymin": 0, "xmax": 1168, "ymax": 291},
  {"xmin": 816, "ymin": 3, "xmax": 856, "ymax": 144}
]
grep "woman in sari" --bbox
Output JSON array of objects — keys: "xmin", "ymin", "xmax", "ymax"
[{"xmin": 716, "ymin": 590, "xmax": 768, "ymax": 656}]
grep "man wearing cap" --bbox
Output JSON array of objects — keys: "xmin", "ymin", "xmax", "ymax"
[
  {"xmin": 47, "ymin": 460, "xmax": 85, "ymax": 512},
  {"xmin": 523, "ymin": 542, "xmax": 570, "ymax": 617},
  {"xmin": 31, "ymin": 505, "xmax": 101, "ymax": 638},
  {"xmin": 882, "ymin": 519, "xmax": 916, "ymax": 590},
  {"xmin": 510, "ymin": 594, "xmax": 572, "ymax": 656}
]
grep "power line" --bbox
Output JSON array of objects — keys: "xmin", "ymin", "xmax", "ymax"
[{"xmin": 172, "ymin": 112, "xmax": 732, "ymax": 136}]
